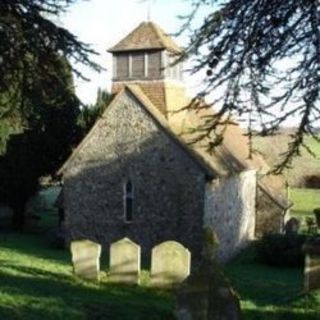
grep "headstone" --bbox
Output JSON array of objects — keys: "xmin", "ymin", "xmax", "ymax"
[
  {"xmin": 303, "ymin": 243, "xmax": 320, "ymax": 291},
  {"xmin": 70, "ymin": 239, "xmax": 101, "ymax": 281},
  {"xmin": 176, "ymin": 256, "xmax": 241, "ymax": 320},
  {"xmin": 284, "ymin": 217, "xmax": 300, "ymax": 235},
  {"xmin": 151, "ymin": 241, "xmax": 191, "ymax": 288},
  {"xmin": 109, "ymin": 237, "xmax": 141, "ymax": 285}
]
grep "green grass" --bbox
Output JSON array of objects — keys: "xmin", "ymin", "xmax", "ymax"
[
  {"xmin": 0, "ymin": 231, "xmax": 319, "ymax": 319},
  {"xmin": 225, "ymin": 248, "xmax": 320, "ymax": 320},
  {"xmin": 290, "ymin": 188, "xmax": 320, "ymax": 230},
  {"xmin": 0, "ymin": 233, "xmax": 174, "ymax": 320},
  {"xmin": 290, "ymin": 188, "xmax": 320, "ymax": 217},
  {"xmin": 1, "ymin": 185, "xmax": 320, "ymax": 320}
]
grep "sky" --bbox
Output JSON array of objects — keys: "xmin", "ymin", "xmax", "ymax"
[
  {"xmin": 60, "ymin": 1, "xmax": 319, "ymax": 128},
  {"xmin": 61, "ymin": 0, "xmax": 203, "ymax": 105}
]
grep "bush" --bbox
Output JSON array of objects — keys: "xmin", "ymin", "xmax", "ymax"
[
  {"xmin": 303, "ymin": 175, "xmax": 320, "ymax": 189},
  {"xmin": 257, "ymin": 233, "xmax": 307, "ymax": 268},
  {"xmin": 314, "ymin": 208, "xmax": 320, "ymax": 228}
]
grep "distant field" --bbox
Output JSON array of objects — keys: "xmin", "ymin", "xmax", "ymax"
[
  {"xmin": 289, "ymin": 188, "xmax": 320, "ymax": 230},
  {"xmin": 253, "ymin": 133, "xmax": 320, "ymax": 187},
  {"xmin": 290, "ymin": 188, "xmax": 320, "ymax": 217}
]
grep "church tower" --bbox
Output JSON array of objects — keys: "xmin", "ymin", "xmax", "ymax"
[{"xmin": 108, "ymin": 22, "xmax": 189, "ymax": 121}]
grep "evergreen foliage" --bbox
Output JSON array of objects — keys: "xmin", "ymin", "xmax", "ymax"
[
  {"xmin": 0, "ymin": 55, "xmax": 81, "ymax": 228},
  {"xmin": 0, "ymin": 0, "xmax": 101, "ymax": 98},
  {"xmin": 0, "ymin": 0, "xmax": 101, "ymax": 228},
  {"xmin": 78, "ymin": 88, "xmax": 113, "ymax": 133}
]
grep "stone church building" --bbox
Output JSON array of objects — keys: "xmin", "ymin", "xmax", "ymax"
[{"xmin": 58, "ymin": 22, "xmax": 291, "ymax": 262}]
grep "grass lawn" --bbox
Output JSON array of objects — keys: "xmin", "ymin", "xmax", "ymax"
[
  {"xmin": 0, "ymin": 233, "xmax": 174, "ymax": 320},
  {"xmin": 0, "ymin": 230, "xmax": 319, "ymax": 319},
  {"xmin": 225, "ymin": 248, "xmax": 320, "ymax": 320},
  {"xmin": 290, "ymin": 188, "xmax": 320, "ymax": 217},
  {"xmin": 1, "ymin": 187, "xmax": 319, "ymax": 319}
]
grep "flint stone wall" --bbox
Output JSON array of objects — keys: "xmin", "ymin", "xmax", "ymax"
[
  {"xmin": 63, "ymin": 89, "xmax": 207, "ymax": 260},
  {"xmin": 204, "ymin": 170, "xmax": 256, "ymax": 262}
]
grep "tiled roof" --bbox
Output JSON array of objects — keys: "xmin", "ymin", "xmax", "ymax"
[
  {"xmin": 108, "ymin": 21, "xmax": 182, "ymax": 53},
  {"xmin": 171, "ymin": 98, "xmax": 292, "ymax": 209}
]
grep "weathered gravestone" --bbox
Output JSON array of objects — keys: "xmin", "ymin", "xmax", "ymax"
[
  {"xmin": 303, "ymin": 241, "xmax": 320, "ymax": 291},
  {"xmin": 176, "ymin": 269, "xmax": 242, "ymax": 320},
  {"xmin": 176, "ymin": 227, "xmax": 242, "ymax": 320},
  {"xmin": 70, "ymin": 239, "xmax": 101, "ymax": 281},
  {"xmin": 151, "ymin": 241, "xmax": 191, "ymax": 288},
  {"xmin": 109, "ymin": 237, "xmax": 141, "ymax": 285},
  {"xmin": 284, "ymin": 217, "xmax": 300, "ymax": 235}
]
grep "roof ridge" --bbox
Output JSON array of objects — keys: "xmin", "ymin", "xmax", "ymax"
[
  {"xmin": 108, "ymin": 21, "xmax": 182, "ymax": 53},
  {"xmin": 149, "ymin": 22, "xmax": 168, "ymax": 45}
]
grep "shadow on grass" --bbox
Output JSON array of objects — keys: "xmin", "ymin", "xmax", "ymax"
[
  {"xmin": 0, "ymin": 232, "xmax": 69, "ymax": 264},
  {"xmin": 0, "ymin": 262, "xmax": 71, "ymax": 281},
  {"xmin": 0, "ymin": 266, "xmax": 175, "ymax": 320},
  {"xmin": 225, "ymin": 245, "xmax": 304, "ymax": 307},
  {"xmin": 244, "ymin": 308, "xmax": 320, "ymax": 320}
]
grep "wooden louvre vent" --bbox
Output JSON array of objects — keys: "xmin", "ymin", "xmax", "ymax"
[
  {"xmin": 148, "ymin": 51, "xmax": 162, "ymax": 78},
  {"xmin": 131, "ymin": 52, "xmax": 145, "ymax": 78},
  {"xmin": 116, "ymin": 53, "xmax": 129, "ymax": 78}
]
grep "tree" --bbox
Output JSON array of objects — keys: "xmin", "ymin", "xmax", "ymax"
[
  {"xmin": 78, "ymin": 88, "xmax": 113, "ymax": 133},
  {"xmin": 0, "ymin": 54, "xmax": 82, "ymax": 228},
  {"xmin": 0, "ymin": 0, "xmax": 101, "ymax": 228},
  {"xmin": 0, "ymin": 0, "xmax": 101, "ymax": 118},
  {"xmin": 181, "ymin": 0, "xmax": 320, "ymax": 172}
]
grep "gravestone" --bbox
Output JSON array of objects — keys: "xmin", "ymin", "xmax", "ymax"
[
  {"xmin": 176, "ymin": 228, "xmax": 241, "ymax": 320},
  {"xmin": 284, "ymin": 217, "xmax": 300, "ymax": 235},
  {"xmin": 176, "ymin": 267, "xmax": 242, "ymax": 320},
  {"xmin": 303, "ymin": 242, "xmax": 320, "ymax": 291},
  {"xmin": 151, "ymin": 241, "xmax": 191, "ymax": 288},
  {"xmin": 109, "ymin": 237, "xmax": 141, "ymax": 285},
  {"xmin": 70, "ymin": 239, "xmax": 101, "ymax": 281}
]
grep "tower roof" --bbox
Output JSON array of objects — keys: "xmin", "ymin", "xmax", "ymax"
[{"xmin": 108, "ymin": 21, "xmax": 182, "ymax": 53}]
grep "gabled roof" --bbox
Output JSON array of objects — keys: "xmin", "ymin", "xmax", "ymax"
[
  {"xmin": 175, "ymin": 99, "xmax": 292, "ymax": 209},
  {"xmin": 58, "ymin": 85, "xmax": 215, "ymax": 179},
  {"xmin": 108, "ymin": 21, "xmax": 182, "ymax": 53},
  {"xmin": 58, "ymin": 84, "xmax": 291, "ymax": 210}
]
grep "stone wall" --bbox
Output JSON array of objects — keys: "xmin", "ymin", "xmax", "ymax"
[
  {"xmin": 255, "ymin": 188, "xmax": 285, "ymax": 237},
  {"xmin": 63, "ymin": 89, "xmax": 207, "ymax": 261},
  {"xmin": 204, "ymin": 170, "xmax": 256, "ymax": 262}
]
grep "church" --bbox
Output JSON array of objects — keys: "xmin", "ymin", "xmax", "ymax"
[{"xmin": 58, "ymin": 22, "xmax": 291, "ymax": 262}]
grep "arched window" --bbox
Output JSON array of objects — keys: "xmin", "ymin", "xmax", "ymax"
[{"xmin": 124, "ymin": 181, "xmax": 134, "ymax": 222}]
